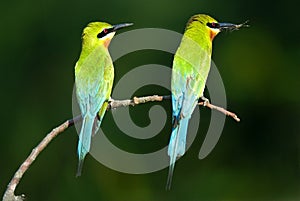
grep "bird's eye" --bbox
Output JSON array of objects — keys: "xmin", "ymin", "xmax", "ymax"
[
  {"xmin": 97, "ymin": 28, "xmax": 110, "ymax": 38},
  {"xmin": 207, "ymin": 22, "xmax": 220, "ymax": 29}
]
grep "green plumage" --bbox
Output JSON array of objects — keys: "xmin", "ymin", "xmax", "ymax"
[
  {"xmin": 167, "ymin": 14, "xmax": 247, "ymax": 189},
  {"xmin": 74, "ymin": 21, "xmax": 132, "ymax": 176},
  {"xmin": 172, "ymin": 15, "xmax": 215, "ymax": 102}
]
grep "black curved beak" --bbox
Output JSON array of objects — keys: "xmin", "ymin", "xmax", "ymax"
[
  {"xmin": 219, "ymin": 21, "xmax": 249, "ymax": 31},
  {"xmin": 111, "ymin": 23, "xmax": 134, "ymax": 32}
]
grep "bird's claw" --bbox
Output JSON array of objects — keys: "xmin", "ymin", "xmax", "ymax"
[
  {"xmin": 199, "ymin": 96, "xmax": 210, "ymax": 106},
  {"xmin": 108, "ymin": 97, "xmax": 114, "ymax": 103}
]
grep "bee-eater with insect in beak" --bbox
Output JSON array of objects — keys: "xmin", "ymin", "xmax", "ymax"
[
  {"xmin": 75, "ymin": 21, "xmax": 133, "ymax": 176},
  {"xmin": 167, "ymin": 14, "xmax": 248, "ymax": 189}
]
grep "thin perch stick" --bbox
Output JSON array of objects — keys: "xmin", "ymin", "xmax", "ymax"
[
  {"xmin": 2, "ymin": 116, "xmax": 81, "ymax": 201},
  {"xmin": 198, "ymin": 101, "xmax": 240, "ymax": 122},
  {"xmin": 2, "ymin": 95, "xmax": 239, "ymax": 201},
  {"xmin": 109, "ymin": 95, "xmax": 240, "ymax": 122}
]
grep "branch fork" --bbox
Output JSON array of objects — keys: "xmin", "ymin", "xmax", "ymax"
[{"xmin": 3, "ymin": 95, "xmax": 240, "ymax": 201}]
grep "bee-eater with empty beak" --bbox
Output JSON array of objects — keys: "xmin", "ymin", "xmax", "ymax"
[{"xmin": 75, "ymin": 21, "xmax": 133, "ymax": 176}]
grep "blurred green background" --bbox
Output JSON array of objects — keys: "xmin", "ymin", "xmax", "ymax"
[{"xmin": 1, "ymin": 0, "xmax": 299, "ymax": 200}]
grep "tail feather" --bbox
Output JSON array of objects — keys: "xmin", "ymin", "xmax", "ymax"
[
  {"xmin": 76, "ymin": 114, "xmax": 94, "ymax": 176},
  {"xmin": 177, "ymin": 118, "xmax": 189, "ymax": 156},
  {"xmin": 166, "ymin": 118, "xmax": 190, "ymax": 190},
  {"xmin": 76, "ymin": 159, "xmax": 84, "ymax": 177},
  {"xmin": 166, "ymin": 126, "xmax": 178, "ymax": 190}
]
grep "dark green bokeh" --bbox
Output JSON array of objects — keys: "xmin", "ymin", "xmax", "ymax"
[{"xmin": 1, "ymin": 0, "xmax": 299, "ymax": 200}]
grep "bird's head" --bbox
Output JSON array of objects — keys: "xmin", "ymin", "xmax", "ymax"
[
  {"xmin": 186, "ymin": 14, "xmax": 248, "ymax": 41},
  {"xmin": 82, "ymin": 22, "xmax": 133, "ymax": 48}
]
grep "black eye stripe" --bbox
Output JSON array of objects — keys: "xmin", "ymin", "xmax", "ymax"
[
  {"xmin": 97, "ymin": 28, "xmax": 113, "ymax": 38},
  {"xmin": 207, "ymin": 22, "xmax": 220, "ymax": 29},
  {"xmin": 97, "ymin": 30, "xmax": 106, "ymax": 38}
]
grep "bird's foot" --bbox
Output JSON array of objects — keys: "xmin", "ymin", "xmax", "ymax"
[
  {"xmin": 108, "ymin": 97, "xmax": 114, "ymax": 103},
  {"xmin": 199, "ymin": 96, "xmax": 210, "ymax": 106}
]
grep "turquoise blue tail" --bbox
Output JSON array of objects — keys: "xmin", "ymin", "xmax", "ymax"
[
  {"xmin": 76, "ymin": 114, "xmax": 94, "ymax": 177},
  {"xmin": 166, "ymin": 117, "xmax": 190, "ymax": 190}
]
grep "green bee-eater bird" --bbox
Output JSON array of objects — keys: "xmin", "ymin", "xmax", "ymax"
[
  {"xmin": 167, "ymin": 14, "xmax": 247, "ymax": 189},
  {"xmin": 75, "ymin": 21, "xmax": 133, "ymax": 176}
]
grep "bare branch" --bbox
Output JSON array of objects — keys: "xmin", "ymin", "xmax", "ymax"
[
  {"xmin": 198, "ymin": 101, "xmax": 241, "ymax": 122},
  {"xmin": 108, "ymin": 95, "xmax": 167, "ymax": 109},
  {"xmin": 2, "ymin": 116, "xmax": 82, "ymax": 201},
  {"xmin": 108, "ymin": 94, "xmax": 240, "ymax": 122},
  {"xmin": 198, "ymin": 98, "xmax": 241, "ymax": 122},
  {"xmin": 2, "ymin": 94, "xmax": 239, "ymax": 201}
]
